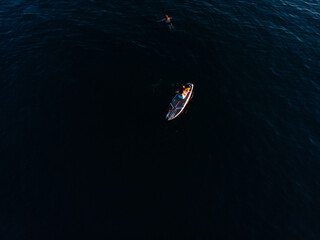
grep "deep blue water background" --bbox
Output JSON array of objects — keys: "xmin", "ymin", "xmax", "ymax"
[{"xmin": 1, "ymin": 0, "xmax": 320, "ymax": 239}]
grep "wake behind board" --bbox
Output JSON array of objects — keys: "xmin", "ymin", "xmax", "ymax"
[{"xmin": 166, "ymin": 83, "xmax": 194, "ymax": 121}]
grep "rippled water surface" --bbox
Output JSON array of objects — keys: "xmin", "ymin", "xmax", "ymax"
[{"xmin": 1, "ymin": 0, "xmax": 320, "ymax": 239}]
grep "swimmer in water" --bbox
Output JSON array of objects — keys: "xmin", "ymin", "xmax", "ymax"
[
  {"xmin": 159, "ymin": 15, "xmax": 172, "ymax": 23},
  {"xmin": 159, "ymin": 15, "xmax": 175, "ymax": 31},
  {"xmin": 164, "ymin": 15, "xmax": 172, "ymax": 23}
]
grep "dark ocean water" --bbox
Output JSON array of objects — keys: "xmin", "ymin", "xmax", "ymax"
[{"xmin": 1, "ymin": 0, "xmax": 320, "ymax": 239}]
